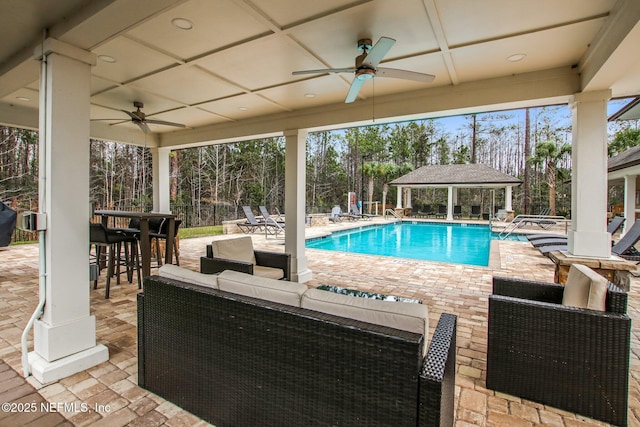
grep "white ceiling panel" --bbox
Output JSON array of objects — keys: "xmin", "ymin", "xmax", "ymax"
[
  {"xmin": 437, "ymin": 0, "xmax": 616, "ymax": 46},
  {"xmin": 258, "ymin": 75, "xmax": 351, "ymax": 109},
  {"xmin": 249, "ymin": 0, "xmax": 363, "ymax": 28},
  {"xmin": 195, "ymin": 36, "xmax": 326, "ymax": 91},
  {"xmin": 150, "ymin": 106, "xmax": 229, "ymax": 129},
  {"xmin": 451, "ymin": 20, "xmax": 606, "ymax": 82},
  {"xmin": 198, "ymin": 93, "xmax": 288, "ymax": 120},
  {"xmin": 92, "ymin": 37, "xmax": 179, "ymax": 84},
  {"xmin": 132, "ymin": 65, "xmax": 244, "ymax": 105},
  {"xmin": 126, "ymin": 0, "xmax": 273, "ymax": 61}
]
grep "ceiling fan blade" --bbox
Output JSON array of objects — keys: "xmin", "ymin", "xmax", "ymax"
[
  {"xmin": 292, "ymin": 68, "xmax": 355, "ymax": 76},
  {"xmin": 362, "ymin": 37, "xmax": 396, "ymax": 68},
  {"xmin": 376, "ymin": 67, "xmax": 435, "ymax": 82},
  {"xmin": 135, "ymin": 122, "xmax": 151, "ymax": 134},
  {"xmin": 345, "ymin": 77, "xmax": 366, "ymax": 103},
  {"xmin": 121, "ymin": 109, "xmax": 141, "ymax": 120},
  {"xmin": 145, "ymin": 119, "xmax": 186, "ymax": 128}
]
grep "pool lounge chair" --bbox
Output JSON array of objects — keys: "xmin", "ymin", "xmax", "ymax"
[
  {"xmin": 453, "ymin": 205, "xmax": 462, "ymax": 219},
  {"xmin": 350, "ymin": 204, "xmax": 374, "ymax": 220},
  {"xmin": 538, "ymin": 219, "xmax": 640, "ymax": 260},
  {"xmin": 434, "ymin": 204, "xmax": 447, "ymax": 219},
  {"xmin": 259, "ymin": 205, "xmax": 285, "ymax": 225},
  {"xmin": 469, "ymin": 205, "xmax": 481, "ymax": 219},
  {"xmin": 527, "ymin": 216, "xmax": 624, "ymax": 242},
  {"xmin": 237, "ymin": 206, "xmax": 264, "ymax": 234}
]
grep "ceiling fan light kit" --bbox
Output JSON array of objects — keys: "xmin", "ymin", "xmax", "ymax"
[{"xmin": 292, "ymin": 36, "xmax": 435, "ymax": 103}]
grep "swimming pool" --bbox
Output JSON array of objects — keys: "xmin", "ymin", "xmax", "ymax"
[{"xmin": 306, "ymin": 221, "xmax": 521, "ymax": 266}]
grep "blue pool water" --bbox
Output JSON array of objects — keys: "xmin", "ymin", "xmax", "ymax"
[{"xmin": 306, "ymin": 222, "xmax": 522, "ymax": 266}]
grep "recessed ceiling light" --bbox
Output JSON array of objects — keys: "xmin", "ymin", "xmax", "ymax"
[
  {"xmin": 507, "ymin": 53, "xmax": 526, "ymax": 62},
  {"xmin": 238, "ymin": 107, "xmax": 248, "ymax": 111},
  {"xmin": 16, "ymin": 96, "xmax": 30, "ymax": 102},
  {"xmin": 304, "ymin": 93, "xmax": 316, "ymax": 98},
  {"xmin": 98, "ymin": 55, "xmax": 116, "ymax": 63},
  {"xmin": 172, "ymin": 18, "xmax": 193, "ymax": 30}
]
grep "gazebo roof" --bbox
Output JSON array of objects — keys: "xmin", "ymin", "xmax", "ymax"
[
  {"xmin": 608, "ymin": 144, "xmax": 640, "ymax": 173},
  {"xmin": 390, "ymin": 164, "xmax": 521, "ymax": 187}
]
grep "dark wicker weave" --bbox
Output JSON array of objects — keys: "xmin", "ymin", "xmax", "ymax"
[
  {"xmin": 200, "ymin": 244, "xmax": 291, "ymax": 280},
  {"xmin": 487, "ymin": 276, "xmax": 631, "ymax": 426},
  {"xmin": 138, "ymin": 275, "xmax": 457, "ymax": 427}
]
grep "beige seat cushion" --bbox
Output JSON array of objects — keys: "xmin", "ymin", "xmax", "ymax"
[
  {"xmin": 301, "ymin": 288, "xmax": 429, "ymax": 356},
  {"xmin": 217, "ymin": 270, "xmax": 307, "ymax": 306},
  {"xmin": 212, "ymin": 236, "xmax": 256, "ymax": 265},
  {"xmin": 159, "ymin": 264, "xmax": 219, "ymax": 289},
  {"xmin": 562, "ymin": 264, "xmax": 607, "ymax": 311},
  {"xmin": 253, "ymin": 265, "xmax": 285, "ymax": 280}
]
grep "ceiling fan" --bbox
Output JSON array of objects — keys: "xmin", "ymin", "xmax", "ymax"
[
  {"xmin": 293, "ymin": 37, "xmax": 435, "ymax": 103},
  {"xmin": 94, "ymin": 101, "xmax": 186, "ymax": 133}
]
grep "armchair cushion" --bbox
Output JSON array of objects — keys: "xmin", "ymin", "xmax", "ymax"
[
  {"xmin": 217, "ymin": 270, "xmax": 307, "ymax": 306},
  {"xmin": 253, "ymin": 265, "xmax": 285, "ymax": 280},
  {"xmin": 562, "ymin": 264, "xmax": 607, "ymax": 311},
  {"xmin": 159, "ymin": 264, "xmax": 219, "ymax": 289},
  {"xmin": 212, "ymin": 236, "xmax": 256, "ymax": 265},
  {"xmin": 302, "ymin": 288, "xmax": 429, "ymax": 355}
]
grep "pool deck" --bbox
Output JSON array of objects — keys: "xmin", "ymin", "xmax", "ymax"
[{"xmin": 1, "ymin": 217, "xmax": 639, "ymax": 426}]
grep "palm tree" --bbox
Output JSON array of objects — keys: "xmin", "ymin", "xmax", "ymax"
[
  {"xmin": 377, "ymin": 162, "xmax": 413, "ymax": 212},
  {"xmin": 527, "ymin": 141, "xmax": 571, "ymax": 215},
  {"xmin": 362, "ymin": 161, "xmax": 380, "ymax": 214}
]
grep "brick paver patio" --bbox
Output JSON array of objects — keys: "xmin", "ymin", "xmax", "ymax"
[{"xmin": 1, "ymin": 218, "xmax": 638, "ymax": 426}]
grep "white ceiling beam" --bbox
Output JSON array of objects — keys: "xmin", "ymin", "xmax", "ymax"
[
  {"xmin": 579, "ymin": 0, "xmax": 640, "ymax": 92},
  {"xmin": 155, "ymin": 66, "xmax": 579, "ymax": 149}
]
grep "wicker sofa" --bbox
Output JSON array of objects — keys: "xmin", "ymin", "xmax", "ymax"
[
  {"xmin": 486, "ymin": 270, "xmax": 631, "ymax": 426},
  {"xmin": 138, "ymin": 266, "xmax": 457, "ymax": 427}
]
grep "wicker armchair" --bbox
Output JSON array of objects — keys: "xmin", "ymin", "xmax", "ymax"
[
  {"xmin": 486, "ymin": 276, "xmax": 631, "ymax": 426},
  {"xmin": 200, "ymin": 236, "xmax": 291, "ymax": 280}
]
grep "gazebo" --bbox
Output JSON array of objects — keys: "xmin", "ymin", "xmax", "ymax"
[{"xmin": 390, "ymin": 164, "xmax": 522, "ymax": 220}]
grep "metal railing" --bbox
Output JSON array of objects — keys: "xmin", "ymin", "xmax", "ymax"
[
  {"xmin": 498, "ymin": 214, "xmax": 570, "ymax": 239},
  {"xmin": 384, "ymin": 208, "xmax": 402, "ymax": 220}
]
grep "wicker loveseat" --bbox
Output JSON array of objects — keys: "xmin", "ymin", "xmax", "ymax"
[
  {"xmin": 486, "ymin": 270, "xmax": 631, "ymax": 426},
  {"xmin": 138, "ymin": 267, "xmax": 457, "ymax": 427}
]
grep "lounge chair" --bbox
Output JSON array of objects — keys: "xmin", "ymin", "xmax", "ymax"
[
  {"xmin": 200, "ymin": 235, "xmax": 291, "ymax": 280},
  {"xmin": 419, "ymin": 204, "xmax": 435, "ymax": 217},
  {"xmin": 329, "ymin": 205, "xmax": 343, "ymax": 222},
  {"xmin": 528, "ymin": 216, "xmax": 624, "ymax": 242},
  {"xmin": 350, "ymin": 204, "xmax": 374, "ymax": 220},
  {"xmin": 537, "ymin": 217, "xmax": 637, "ymax": 257},
  {"xmin": 259, "ymin": 205, "xmax": 285, "ymax": 225},
  {"xmin": 237, "ymin": 206, "xmax": 264, "ymax": 234},
  {"xmin": 469, "ymin": 205, "xmax": 481, "ymax": 219},
  {"xmin": 487, "ymin": 266, "xmax": 631, "ymax": 426},
  {"xmin": 434, "ymin": 204, "xmax": 447, "ymax": 219},
  {"xmin": 612, "ymin": 220, "xmax": 640, "ymax": 261},
  {"xmin": 453, "ymin": 205, "xmax": 462, "ymax": 219}
]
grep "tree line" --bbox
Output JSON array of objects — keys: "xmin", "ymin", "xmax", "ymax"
[{"xmin": 2, "ymin": 105, "xmax": 639, "ymax": 227}]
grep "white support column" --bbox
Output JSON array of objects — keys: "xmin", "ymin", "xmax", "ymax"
[
  {"xmin": 567, "ymin": 90, "xmax": 611, "ymax": 258},
  {"xmin": 406, "ymin": 188, "xmax": 412, "ymax": 209},
  {"xmin": 453, "ymin": 187, "xmax": 458, "ymax": 205},
  {"xmin": 505, "ymin": 186, "xmax": 513, "ymax": 211},
  {"xmin": 151, "ymin": 147, "xmax": 171, "ymax": 213},
  {"xmin": 284, "ymin": 129, "xmax": 312, "ymax": 283},
  {"xmin": 446, "ymin": 186, "xmax": 454, "ymax": 220},
  {"xmin": 29, "ymin": 39, "xmax": 107, "ymax": 384},
  {"xmin": 623, "ymin": 175, "xmax": 636, "ymax": 235},
  {"xmin": 396, "ymin": 186, "xmax": 403, "ymax": 208}
]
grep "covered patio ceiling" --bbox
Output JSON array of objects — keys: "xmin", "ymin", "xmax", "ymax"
[{"xmin": 1, "ymin": 0, "xmax": 640, "ymax": 149}]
